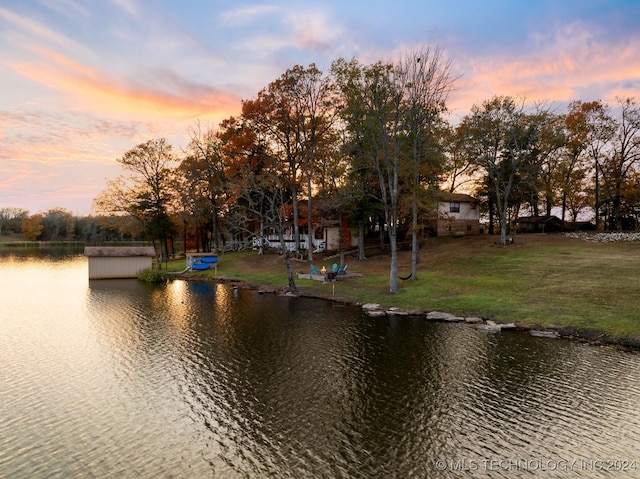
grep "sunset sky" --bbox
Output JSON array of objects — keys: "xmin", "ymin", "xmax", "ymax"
[{"xmin": 1, "ymin": 0, "xmax": 639, "ymax": 214}]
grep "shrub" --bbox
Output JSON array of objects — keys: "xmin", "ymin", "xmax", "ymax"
[{"xmin": 137, "ymin": 268, "xmax": 172, "ymax": 283}]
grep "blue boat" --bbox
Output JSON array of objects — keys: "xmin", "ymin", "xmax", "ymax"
[
  {"xmin": 191, "ymin": 263, "xmax": 210, "ymax": 271},
  {"xmin": 201, "ymin": 256, "xmax": 218, "ymax": 263}
]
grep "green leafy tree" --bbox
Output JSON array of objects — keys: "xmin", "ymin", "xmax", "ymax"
[
  {"xmin": 332, "ymin": 58, "xmax": 406, "ymax": 293},
  {"xmin": 333, "ymin": 51, "xmax": 453, "ymax": 292},
  {"xmin": 462, "ymin": 96, "xmax": 553, "ymax": 245}
]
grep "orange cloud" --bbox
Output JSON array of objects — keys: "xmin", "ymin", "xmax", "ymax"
[{"xmin": 9, "ymin": 47, "xmax": 242, "ymax": 124}]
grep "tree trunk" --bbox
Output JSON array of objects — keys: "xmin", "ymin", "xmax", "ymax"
[
  {"xmin": 614, "ymin": 193, "xmax": 623, "ymax": 232},
  {"xmin": 306, "ymin": 192, "xmax": 313, "ymax": 262},
  {"xmin": 595, "ymin": 161, "xmax": 601, "ymax": 231},
  {"xmin": 292, "ymin": 186, "xmax": 300, "ymax": 254},
  {"xmin": 278, "ymin": 226, "xmax": 297, "ymax": 292},
  {"xmin": 389, "ymin": 228, "xmax": 399, "ymax": 294},
  {"xmin": 410, "ymin": 139, "xmax": 420, "ymax": 279},
  {"xmin": 499, "ymin": 212, "xmax": 508, "ymax": 246},
  {"xmin": 358, "ymin": 222, "xmax": 366, "ymax": 260},
  {"xmin": 338, "ymin": 209, "xmax": 345, "ymax": 267},
  {"xmin": 410, "ymin": 191, "xmax": 419, "ymax": 280},
  {"xmin": 488, "ymin": 196, "xmax": 495, "ymax": 235}
]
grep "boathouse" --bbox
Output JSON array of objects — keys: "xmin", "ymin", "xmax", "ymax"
[{"xmin": 84, "ymin": 246, "xmax": 156, "ymax": 279}]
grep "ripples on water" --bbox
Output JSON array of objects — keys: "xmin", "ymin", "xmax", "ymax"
[{"xmin": 1, "ymin": 251, "xmax": 640, "ymax": 478}]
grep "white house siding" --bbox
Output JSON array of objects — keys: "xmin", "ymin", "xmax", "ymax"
[
  {"xmin": 88, "ymin": 256, "xmax": 152, "ymax": 279},
  {"xmin": 324, "ymin": 226, "xmax": 358, "ymax": 251},
  {"xmin": 435, "ymin": 196, "xmax": 481, "ymax": 236},
  {"xmin": 84, "ymin": 246, "xmax": 156, "ymax": 279}
]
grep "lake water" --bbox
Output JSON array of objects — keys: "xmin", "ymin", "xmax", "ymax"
[{"xmin": 1, "ymin": 249, "xmax": 640, "ymax": 478}]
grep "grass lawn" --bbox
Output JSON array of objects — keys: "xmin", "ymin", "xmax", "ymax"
[{"xmin": 167, "ymin": 234, "xmax": 640, "ymax": 341}]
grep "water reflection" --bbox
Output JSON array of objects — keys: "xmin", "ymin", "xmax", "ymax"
[{"xmin": 1, "ymin": 252, "xmax": 640, "ymax": 478}]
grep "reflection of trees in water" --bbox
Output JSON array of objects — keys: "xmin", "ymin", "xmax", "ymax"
[{"xmin": 84, "ymin": 279, "xmax": 640, "ymax": 477}]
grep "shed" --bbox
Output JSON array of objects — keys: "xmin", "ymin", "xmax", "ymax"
[
  {"xmin": 84, "ymin": 246, "xmax": 156, "ymax": 279},
  {"xmin": 320, "ymin": 218, "xmax": 356, "ymax": 251},
  {"xmin": 516, "ymin": 215, "xmax": 564, "ymax": 233}
]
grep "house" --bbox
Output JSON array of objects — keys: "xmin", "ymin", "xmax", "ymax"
[
  {"xmin": 319, "ymin": 218, "xmax": 357, "ymax": 251},
  {"xmin": 427, "ymin": 191, "xmax": 481, "ymax": 236},
  {"xmin": 516, "ymin": 215, "xmax": 564, "ymax": 233},
  {"xmin": 255, "ymin": 219, "xmax": 358, "ymax": 253},
  {"xmin": 84, "ymin": 246, "xmax": 156, "ymax": 279},
  {"xmin": 253, "ymin": 201, "xmax": 359, "ymax": 253}
]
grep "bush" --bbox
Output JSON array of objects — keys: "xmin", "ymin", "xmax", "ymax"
[{"xmin": 137, "ymin": 268, "xmax": 172, "ymax": 283}]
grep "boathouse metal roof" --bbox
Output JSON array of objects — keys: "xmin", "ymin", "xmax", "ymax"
[{"xmin": 84, "ymin": 246, "xmax": 156, "ymax": 257}]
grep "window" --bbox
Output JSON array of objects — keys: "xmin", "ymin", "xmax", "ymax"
[{"xmin": 450, "ymin": 202, "xmax": 460, "ymax": 213}]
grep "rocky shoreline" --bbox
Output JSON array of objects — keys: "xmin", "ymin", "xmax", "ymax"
[
  {"xmin": 181, "ymin": 272, "xmax": 640, "ymax": 352},
  {"xmin": 563, "ymin": 231, "xmax": 640, "ymax": 242}
]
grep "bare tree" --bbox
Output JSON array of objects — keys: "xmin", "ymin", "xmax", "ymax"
[
  {"xmin": 599, "ymin": 98, "xmax": 640, "ymax": 231},
  {"xmin": 0, "ymin": 207, "xmax": 28, "ymax": 237},
  {"xmin": 398, "ymin": 46, "xmax": 454, "ymax": 280},
  {"xmin": 182, "ymin": 122, "xmax": 227, "ymax": 252},
  {"xmin": 94, "ymin": 138, "xmax": 177, "ymax": 258}
]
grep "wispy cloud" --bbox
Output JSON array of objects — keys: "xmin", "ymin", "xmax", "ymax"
[
  {"xmin": 221, "ymin": 4, "xmax": 346, "ymax": 60},
  {"xmin": 284, "ymin": 9, "xmax": 345, "ymax": 54},
  {"xmin": 37, "ymin": 0, "xmax": 90, "ymax": 20},
  {"xmin": 218, "ymin": 5, "xmax": 281, "ymax": 26},
  {"xmin": 448, "ymin": 21, "xmax": 640, "ymax": 116},
  {"xmin": 111, "ymin": 0, "xmax": 140, "ymax": 19},
  {"xmin": 8, "ymin": 48, "xmax": 241, "ymax": 120},
  {"xmin": 0, "ymin": 6, "xmax": 77, "ymax": 48}
]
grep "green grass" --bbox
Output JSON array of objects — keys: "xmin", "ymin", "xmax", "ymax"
[
  {"xmin": 407, "ymin": 241, "xmax": 640, "ymax": 338},
  {"xmin": 165, "ymin": 236, "xmax": 640, "ymax": 341}
]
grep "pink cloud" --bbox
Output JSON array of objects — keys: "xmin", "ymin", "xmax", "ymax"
[{"xmin": 448, "ymin": 22, "xmax": 640, "ymax": 116}]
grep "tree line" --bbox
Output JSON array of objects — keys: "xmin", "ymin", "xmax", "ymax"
[
  {"xmin": 6, "ymin": 46, "xmax": 639, "ymax": 293},
  {"xmin": 0, "ymin": 206, "xmax": 143, "ymax": 243}
]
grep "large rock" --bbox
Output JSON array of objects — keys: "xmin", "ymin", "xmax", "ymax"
[
  {"xmin": 530, "ymin": 330, "xmax": 560, "ymax": 338},
  {"xmin": 426, "ymin": 311, "xmax": 464, "ymax": 322},
  {"xmin": 362, "ymin": 303, "xmax": 381, "ymax": 310},
  {"xmin": 477, "ymin": 323, "xmax": 502, "ymax": 333},
  {"xmin": 464, "ymin": 316, "xmax": 483, "ymax": 324},
  {"xmin": 386, "ymin": 307, "xmax": 410, "ymax": 316}
]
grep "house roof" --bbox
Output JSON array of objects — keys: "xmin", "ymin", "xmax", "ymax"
[
  {"xmin": 84, "ymin": 246, "xmax": 156, "ymax": 257},
  {"xmin": 435, "ymin": 191, "xmax": 477, "ymax": 203},
  {"xmin": 517, "ymin": 215, "xmax": 562, "ymax": 224}
]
